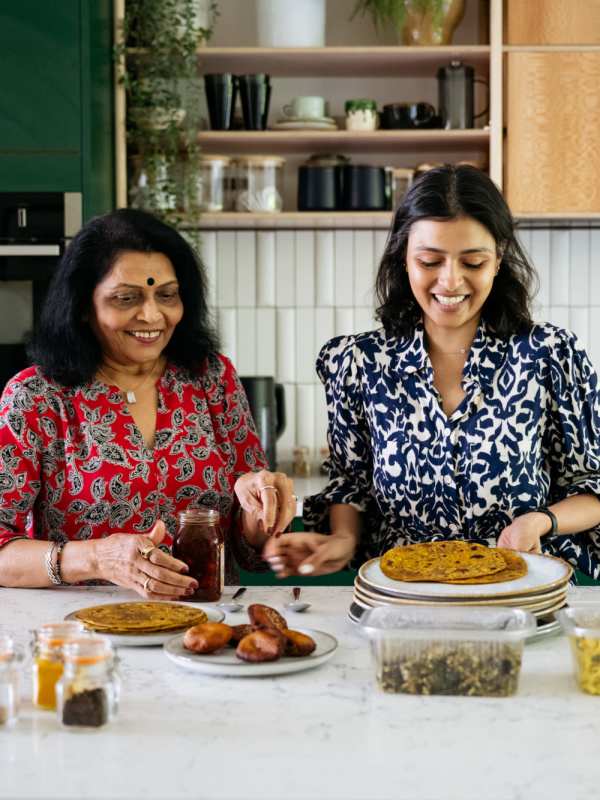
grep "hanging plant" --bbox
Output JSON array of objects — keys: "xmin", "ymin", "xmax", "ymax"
[
  {"xmin": 351, "ymin": 0, "xmax": 465, "ymax": 46},
  {"xmin": 114, "ymin": 0, "xmax": 219, "ymax": 231}
]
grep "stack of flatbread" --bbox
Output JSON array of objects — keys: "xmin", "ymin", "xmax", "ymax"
[{"xmin": 72, "ymin": 602, "xmax": 208, "ymax": 635}]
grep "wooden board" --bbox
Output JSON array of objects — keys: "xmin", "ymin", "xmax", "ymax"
[{"xmin": 506, "ymin": 0, "xmax": 600, "ymax": 45}]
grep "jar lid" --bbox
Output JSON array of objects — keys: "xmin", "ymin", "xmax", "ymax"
[
  {"xmin": 62, "ymin": 636, "xmax": 114, "ymax": 665},
  {"xmin": 234, "ymin": 155, "xmax": 285, "ymax": 166},
  {"xmin": 198, "ymin": 155, "xmax": 232, "ymax": 164},
  {"xmin": 35, "ymin": 621, "xmax": 85, "ymax": 648},
  {"xmin": 179, "ymin": 507, "xmax": 220, "ymax": 524}
]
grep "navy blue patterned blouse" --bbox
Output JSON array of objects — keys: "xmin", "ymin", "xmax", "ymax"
[{"xmin": 303, "ymin": 321, "xmax": 600, "ymax": 578}]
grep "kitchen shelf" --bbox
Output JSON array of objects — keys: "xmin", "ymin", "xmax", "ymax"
[
  {"xmin": 196, "ymin": 129, "xmax": 489, "ymax": 154},
  {"xmin": 184, "ymin": 212, "xmax": 394, "ymax": 230},
  {"xmin": 194, "ymin": 45, "xmax": 491, "ymax": 77}
]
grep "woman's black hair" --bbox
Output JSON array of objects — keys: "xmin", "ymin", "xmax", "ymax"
[
  {"xmin": 28, "ymin": 208, "xmax": 220, "ymax": 386},
  {"xmin": 375, "ymin": 164, "xmax": 537, "ymax": 338}
]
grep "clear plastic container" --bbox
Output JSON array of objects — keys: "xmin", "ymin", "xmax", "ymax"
[
  {"xmin": 0, "ymin": 635, "xmax": 24, "ymax": 727},
  {"xmin": 557, "ymin": 607, "xmax": 600, "ymax": 695},
  {"xmin": 361, "ymin": 605, "xmax": 536, "ymax": 696},
  {"xmin": 55, "ymin": 637, "xmax": 120, "ymax": 729},
  {"xmin": 234, "ymin": 155, "xmax": 284, "ymax": 212},
  {"xmin": 31, "ymin": 621, "xmax": 85, "ymax": 710},
  {"xmin": 194, "ymin": 155, "xmax": 232, "ymax": 211}
]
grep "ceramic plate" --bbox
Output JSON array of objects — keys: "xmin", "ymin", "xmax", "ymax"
[
  {"xmin": 359, "ymin": 552, "xmax": 572, "ymax": 600},
  {"xmin": 277, "ymin": 115, "xmax": 336, "ymax": 124},
  {"xmin": 163, "ymin": 627, "xmax": 338, "ymax": 677},
  {"xmin": 272, "ymin": 121, "xmax": 337, "ymax": 130},
  {"xmin": 65, "ymin": 605, "xmax": 224, "ymax": 647}
]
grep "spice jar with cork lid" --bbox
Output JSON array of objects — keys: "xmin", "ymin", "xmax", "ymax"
[
  {"xmin": 56, "ymin": 636, "xmax": 119, "ymax": 729},
  {"xmin": 172, "ymin": 507, "xmax": 225, "ymax": 602},
  {"xmin": 31, "ymin": 621, "xmax": 85, "ymax": 710},
  {"xmin": 0, "ymin": 635, "xmax": 24, "ymax": 727}
]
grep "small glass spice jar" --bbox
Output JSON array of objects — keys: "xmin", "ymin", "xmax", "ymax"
[
  {"xmin": 0, "ymin": 635, "xmax": 24, "ymax": 727},
  {"xmin": 31, "ymin": 621, "xmax": 84, "ymax": 710},
  {"xmin": 55, "ymin": 637, "xmax": 119, "ymax": 729},
  {"xmin": 234, "ymin": 155, "xmax": 284, "ymax": 212},
  {"xmin": 194, "ymin": 155, "xmax": 232, "ymax": 211},
  {"xmin": 172, "ymin": 508, "xmax": 224, "ymax": 602}
]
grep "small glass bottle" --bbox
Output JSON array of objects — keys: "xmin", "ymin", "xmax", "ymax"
[
  {"xmin": 55, "ymin": 637, "xmax": 119, "ymax": 729},
  {"xmin": 172, "ymin": 508, "xmax": 224, "ymax": 602},
  {"xmin": 0, "ymin": 635, "xmax": 24, "ymax": 727},
  {"xmin": 31, "ymin": 621, "xmax": 84, "ymax": 710}
]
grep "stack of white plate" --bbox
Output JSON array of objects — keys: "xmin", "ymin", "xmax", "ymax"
[
  {"xmin": 350, "ymin": 552, "xmax": 573, "ymax": 638},
  {"xmin": 272, "ymin": 116, "xmax": 337, "ymax": 131}
]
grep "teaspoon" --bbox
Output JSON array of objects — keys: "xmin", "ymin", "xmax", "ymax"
[
  {"xmin": 284, "ymin": 587, "xmax": 311, "ymax": 613},
  {"xmin": 217, "ymin": 586, "xmax": 246, "ymax": 613}
]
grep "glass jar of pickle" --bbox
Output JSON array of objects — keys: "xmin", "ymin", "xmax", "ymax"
[
  {"xmin": 31, "ymin": 621, "xmax": 84, "ymax": 710},
  {"xmin": 0, "ymin": 635, "xmax": 24, "ymax": 727},
  {"xmin": 56, "ymin": 637, "xmax": 119, "ymax": 729},
  {"xmin": 234, "ymin": 155, "xmax": 284, "ymax": 212},
  {"xmin": 194, "ymin": 155, "xmax": 232, "ymax": 211},
  {"xmin": 172, "ymin": 508, "xmax": 224, "ymax": 602}
]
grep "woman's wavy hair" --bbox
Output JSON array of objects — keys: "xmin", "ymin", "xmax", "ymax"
[
  {"xmin": 375, "ymin": 164, "xmax": 537, "ymax": 338},
  {"xmin": 28, "ymin": 208, "xmax": 220, "ymax": 386}
]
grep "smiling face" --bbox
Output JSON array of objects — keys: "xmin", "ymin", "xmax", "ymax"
[
  {"xmin": 89, "ymin": 250, "xmax": 184, "ymax": 370},
  {"xmin": 405, "ymin": 215, "xmax": 501, "ymax": 339}
]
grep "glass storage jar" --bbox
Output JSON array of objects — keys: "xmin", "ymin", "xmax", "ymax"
[
  {"xmin": 172, "ymin": 508, "xmax": 224, "ymax": 602},
  {"xmin": 31, "ymin": 621, "xmax": 84, "ymax": 710},
  {"xmin": 56, "ymin": 637, "xmax": 119, "ymax": 729},
  {"xmin": 234, "ymin": 155, "xmax": 284, "ymax": 212},
  {"xmin": 0, "ymin": 635, "xmax": 24, "ymax": 727},
  {"xmin": 194, "ymin": 155, "xmax": 232, "ymax": 211}
]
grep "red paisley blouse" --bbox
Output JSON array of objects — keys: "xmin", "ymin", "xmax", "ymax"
[{"xmin": 0, "ymin": 353, "xmax": 268, "ymax": 579}]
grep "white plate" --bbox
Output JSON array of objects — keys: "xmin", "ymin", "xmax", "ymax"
[
  {"xmin": 278, "ymin": 115, "xmax": 336, "ymax": 124},
  {"xmin": 359, "ymin": 551, "xmax": 572, "ymax": 600},
  {"xmin": 272, "ymin": 121, "xmax": 337, "ymax": 130},
  {"xmin": 65, "ymin": 605, "xmax": 224, "ymax": 647},
  {"xmin": 163, "ymin": 627, "xmax": 338, "ymax": 677}
]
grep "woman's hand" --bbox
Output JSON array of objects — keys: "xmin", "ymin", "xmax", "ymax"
[
  {"xmin": 92, "ymin": 520, "xmax": 198, "ymax": 599},
  {"xmin": 497, "ymin": 513, "xmax": 550, "ymax": 553},
  {"xmin": 262, "ymin": 532, "xmax": 357, "ymax": 578},
  {"xmin": 234, "ymin": 469, "xmax": 297, "ymax": 544}
]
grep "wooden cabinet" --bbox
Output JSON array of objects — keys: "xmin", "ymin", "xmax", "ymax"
[{"xmin": 506, "ymin": 0, "xmax": 600, "ymax": 45}]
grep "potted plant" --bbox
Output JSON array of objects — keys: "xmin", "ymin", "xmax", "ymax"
[
  {"xmin": 115, "ymin": 0, "xmax": 218, "ymax": 224},
  {"xmin": 351, "ymin": 0, "xmax": 465, "ymax": 46}
]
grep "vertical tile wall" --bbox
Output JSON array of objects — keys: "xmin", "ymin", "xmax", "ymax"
[{"xmin": 200, "ymin": 223, "xmax": 600, "ymax": 469}]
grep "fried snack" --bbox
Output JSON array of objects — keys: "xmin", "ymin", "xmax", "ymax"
[
  {"xmin": 73, "ymin": 602, "xmax": 208, "ymax": 634},
  {"xmin": 236, "ymin": 629, "xmax": 286, "ymax": 663},
  {"xmin": 183, "ymin": 622, "xmax": 233, "ymax": 654},
  {"xmin": 247, "ymin": 603, "xmax": 288, "ymax": 631},
  {"xmin": 446, "ymin": 548, "xmax": 528, "ymax": 584},
  {"xmin": 284, "ymin": 629, "xmax": 316, "ymax": 658},
  {"xmin": 228, "ymin": 624, "xmax": 255, "ymax": 646},
  {"xmin": 380, "ymin": 541, "xmax": 506, "ymax": 582}
]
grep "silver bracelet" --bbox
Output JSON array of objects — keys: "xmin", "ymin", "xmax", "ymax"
[{"xmin": 44, "ymin": 540, "xmax": 67, "ymax": 585}]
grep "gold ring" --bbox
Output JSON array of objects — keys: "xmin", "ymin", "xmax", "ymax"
[
  {"xmin": 259, "ymin": 485, "xmax": 278, "ymax": 494},
  {"xmin": 143, "ymin": 576, "xmax": 151, "ymax": 592},
  {"xmin": 291, "ymin": 494, "xmax": 298, "ymax": 501},
  {"xmin": 138, "ymin": 541, "xmax": 155, "ymax": 560}
]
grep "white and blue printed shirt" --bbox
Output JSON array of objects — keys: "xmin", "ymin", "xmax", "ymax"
[{"xmin": 303, "ymin": 321, "xmax": 600, "ymax": 578}]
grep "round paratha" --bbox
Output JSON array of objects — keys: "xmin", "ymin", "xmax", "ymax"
[
  {"xmin": 445, "ymin": 548, "xmax": 528, "ymax": 584},
  {"xmin": 380, "ymin": 541, "xmax": 507, "ymax": 582},
  {"xmin": 73, "ymin": 602, "xmax": 208, "ymax": 635}
]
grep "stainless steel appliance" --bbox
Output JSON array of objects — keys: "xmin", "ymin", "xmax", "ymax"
[
  {"xmin": 437, "ymin": 60, "xmax": 488, "ymax": 130},
  {"xmin": 0, "ymin": 192, "xmax": 81, "ymax": 392},
  {"xmin": 240, "ymin": 376, "xmax": 286, "ymax": 469}
]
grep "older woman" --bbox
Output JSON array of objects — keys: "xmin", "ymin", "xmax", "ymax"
[
  {"xmin": 264, "ymin": 165, "xmax": 600, "ymax": 579},
  {"xmin": 0, "ymin": 209, "xmax": 295, "ymax": 596}
]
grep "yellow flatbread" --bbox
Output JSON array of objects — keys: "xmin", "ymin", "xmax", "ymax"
[
  {"xmin": 445, "ymin": 548, "xmax": 528, "ymax": 584},
  {"xmin": 380, "ymin": 541, "xmax": 507, "ymax": 582},
  {"xmin": 73, "ymin": 602, "xmax": 208, "ymax": 635}
]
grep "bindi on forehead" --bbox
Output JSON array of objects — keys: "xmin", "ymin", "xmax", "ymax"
[{"xmin": 147, "ymin": 277, "xmax": 155, "ymax": 286}]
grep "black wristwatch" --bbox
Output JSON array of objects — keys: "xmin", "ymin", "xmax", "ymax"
[{"xmin": 535, "ymin": 507, "xmax": 558, "ymax": 536}]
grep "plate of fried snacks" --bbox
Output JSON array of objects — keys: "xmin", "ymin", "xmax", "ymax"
[
  {"xmin": 66, "ymin": 602, "xmax": 224, "ymax": 646},
  {"xmin": 164, "ymin": 603, "xmax": 338, "ymax": 676}
]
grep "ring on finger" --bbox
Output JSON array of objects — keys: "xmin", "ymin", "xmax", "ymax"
[
  {"xmin": 143, "ymin": 576, "xmax": 151, "ymax": 592},
  {"xmin": 259, "ymin": 485, "xmax": 278, "ymax": 495},
  {"xmin": 138, "ymin": 541, "xmax": 155, "ymax": 560}
]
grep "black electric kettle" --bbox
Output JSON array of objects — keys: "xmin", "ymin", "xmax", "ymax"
[
  {"xmin": 437, "ymin": 60, "xmax": 489, "ymax": 130},
  {"xmin": 240, "ymin": 376, "xmax": 286, "ymax": 469}
]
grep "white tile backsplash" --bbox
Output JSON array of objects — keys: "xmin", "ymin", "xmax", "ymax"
[{"xmin": 209, "ymin": 222, "xmax": 600, "ymax": 469}]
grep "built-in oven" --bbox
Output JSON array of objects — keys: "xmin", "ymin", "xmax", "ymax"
[{"xmin": 0, "ymin": 192, "xmax": 82, "ymax": 392}]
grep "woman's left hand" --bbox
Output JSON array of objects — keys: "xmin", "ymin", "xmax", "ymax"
[
  {"xmin": 234, "ymin": 469, "xmax": 297, "ymax": 544},
  {"xmin": 497, "ymin": 512, "xmax": 549, "ymax": 553}
]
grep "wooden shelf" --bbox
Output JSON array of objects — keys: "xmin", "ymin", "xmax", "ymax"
[
  {"xmin": 196, "ymin": 129, "xmax": 489, "ymax": 154},
  {"xmin": 504, "ymin": 45, "xmax": 600, "ymax": 53},
  {"xmin": 185, "ymin": 212, "xmax": 393, "ymax": 230},
  {"xmin": 193, "ymin": 45, "xmax": 491, "ymax": 76}
]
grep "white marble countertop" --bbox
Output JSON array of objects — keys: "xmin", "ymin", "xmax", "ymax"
[{"xmin": 2, "ymin": 584, "xmax": 600, "ymax": 800}]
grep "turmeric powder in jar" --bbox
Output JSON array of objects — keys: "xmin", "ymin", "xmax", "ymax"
[{"xmin": 31, "ymin": 622, "xmax": 84, "ymax": 710}]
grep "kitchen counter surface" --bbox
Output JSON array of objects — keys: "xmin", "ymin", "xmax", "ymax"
[{"xmin": 2, "ymin": 584, "xmax": 600, "ymax": 800}]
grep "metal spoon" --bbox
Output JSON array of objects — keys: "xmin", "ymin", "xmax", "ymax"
[
  {"xmin": 217, "ymin": 587, "xmax": 246, "ymax": 613},
  {"xmin": 284, "ymin": 587, "xmax": 311, "ymax": 613}
]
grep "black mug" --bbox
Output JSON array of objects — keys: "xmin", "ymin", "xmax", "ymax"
[
  {"xmin": 237, "ymin": 74, "xmax": 271, "ymax": 131},
  {"xmin": 204, "ymin": 73, "xmax": 237, "ymax": 130},
  {"xmin": 381, "ymin": 102, "xmax": 436, "ymax": 129},
  {"xmin": 240, "ymin": 376, "xmax": 286, "ymax": 469}
]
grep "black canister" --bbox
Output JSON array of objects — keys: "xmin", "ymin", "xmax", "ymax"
[
  {"xmin": 341, "ymin": 165, "xmax": 387, "ymax": 211},
  {"xmin": 240, "ymin": 377, "xmax": 286, "ymax": 469},
  {"xmin": 298, "ymin": 165, "xmax": 343, "ymax": 211}
]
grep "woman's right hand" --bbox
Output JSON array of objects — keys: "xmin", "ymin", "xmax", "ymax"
[
  {"xmin": 92, "ymin": 520, "xmax": 198, "ymax": 599},
  {"xmin": 262, "ymin": 532, "xmax": 357, "ymax": 578}
]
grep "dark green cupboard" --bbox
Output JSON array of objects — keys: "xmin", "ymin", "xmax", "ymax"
[{"xmin": 0, "ymin": 1, "xmax": 115, "ymax": 219}]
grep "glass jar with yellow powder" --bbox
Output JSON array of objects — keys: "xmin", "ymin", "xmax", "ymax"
[{"xmin": 31, "ymin": 622, "xmax": 84, "ymax": 710}]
